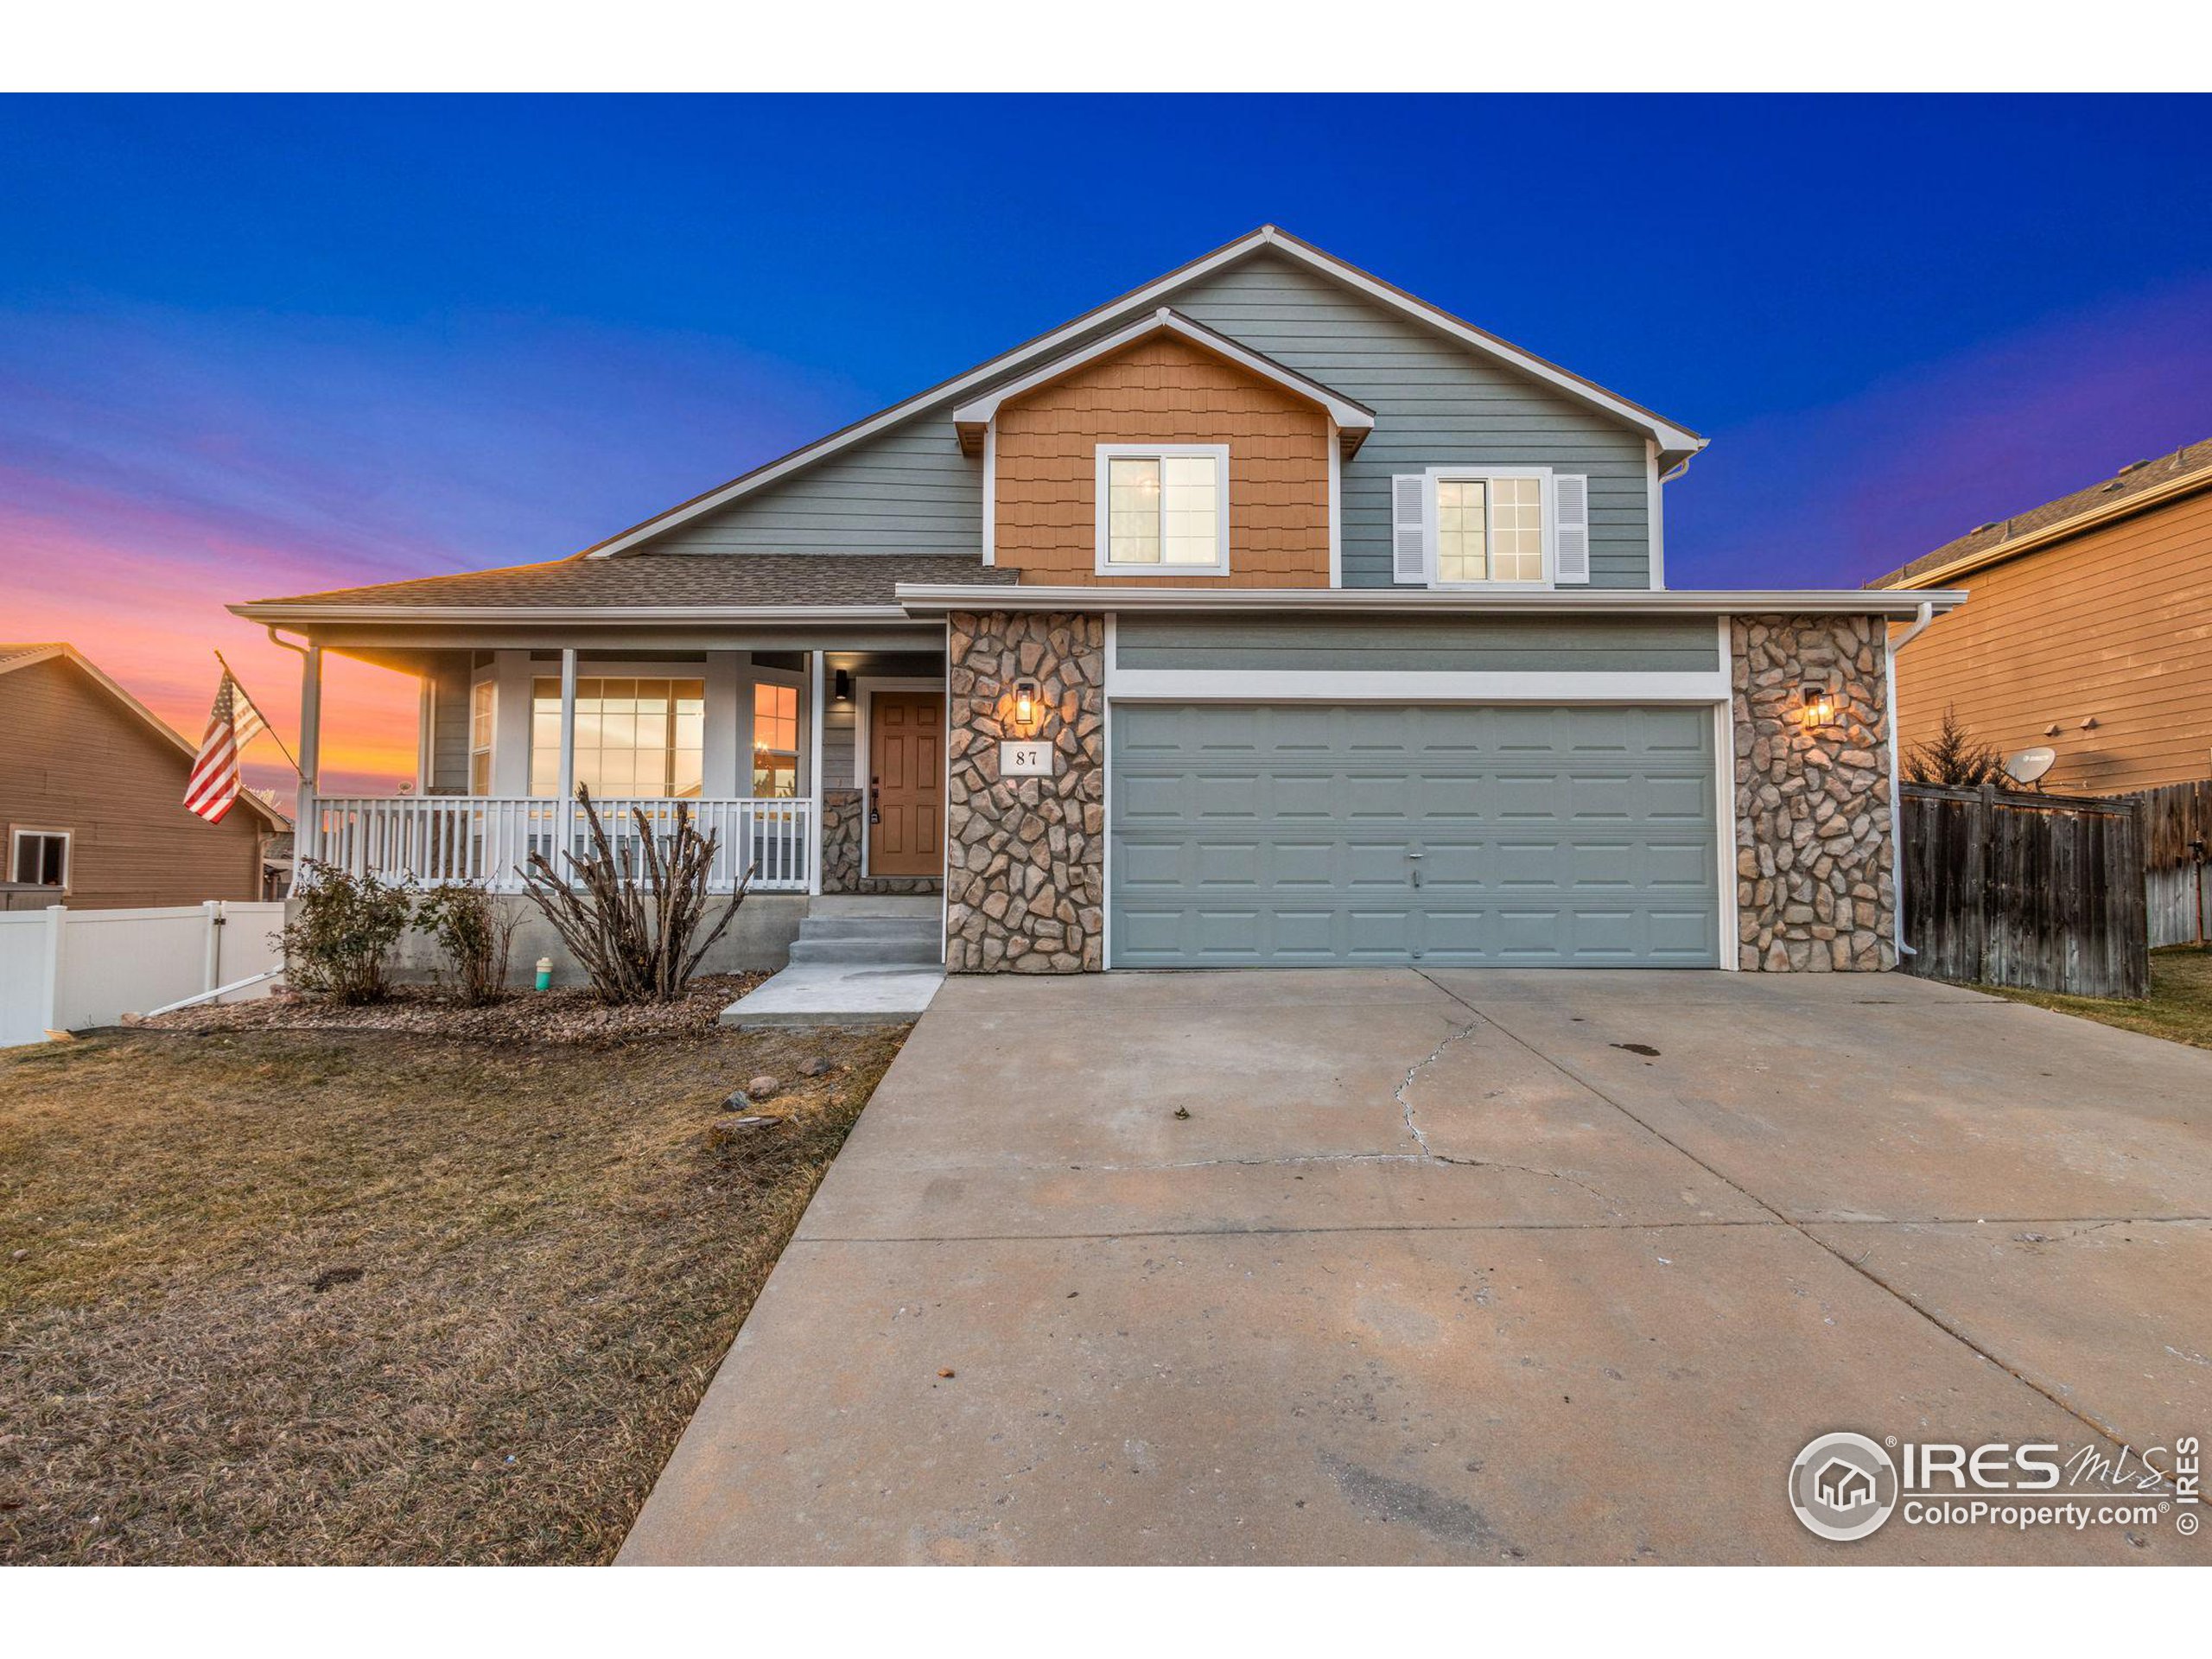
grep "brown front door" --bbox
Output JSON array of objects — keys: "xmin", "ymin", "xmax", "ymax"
[{"xmin": 868, "ymin": 690, "xmax": 944, "ymax": 877}]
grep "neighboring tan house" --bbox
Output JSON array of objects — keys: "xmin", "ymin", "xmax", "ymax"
[
  {"xmin": 231, "ymin": 226, "xmax": 1960, "ymax": 974},
  {"xmin": 1871, "ymin": 439, "xmax": 2212, "ymax": 795},
  {"xmin": 0, "ymin": 644, "xmax": 289, "ymax": 910}
]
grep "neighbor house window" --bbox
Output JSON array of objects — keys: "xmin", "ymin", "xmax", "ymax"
[
  {"xmin": 469, "ymin": 679, "xmax": 495, "ymax": 794},
  {"xmin": 530, "ymin": 677, "xmax": 705, "ymax": 799},
  {"xmin": 10, "ymin": 828, "xmax": 69, "ymax": 889},
  {"xmin": 1433, "ymin": 472, "xmax": 1547, "ymax": 584},
  {"xmin": 1096, "ymin": 444, "xmax": 1229, "ymax": 575},
  {"xmin": 752, "ymin": 683, "xmax": 799, "ymax": 798}
]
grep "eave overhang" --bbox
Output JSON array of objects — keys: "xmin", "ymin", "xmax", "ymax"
[
  {"xmin": 950, "ymin": 306, "xmax": 1376, "ymax": 458},
  {"xmin": 893, "ymin": 585, "xmax": 1967, "ymax": 619}
]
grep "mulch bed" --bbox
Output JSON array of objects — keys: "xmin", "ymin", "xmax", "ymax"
[{"xmin": 140, "ymin": 973, "xmax": 766, "ymax": 1046}]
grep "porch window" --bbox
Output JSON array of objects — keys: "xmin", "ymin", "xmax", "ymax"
[
  {"xmin": 469, "ymin": 680, "xmax": 494, "ymax": 795},
  {"xmin": 10, "ymin": 828, "xmax": 69, "ymax": 888},
  {"xmin": 529, "ymin": 677, "xmax": 705, "ymax": 799},
  {"xmin": 753, "ymin": 683, "xmax": 799, "ymax": 798}
]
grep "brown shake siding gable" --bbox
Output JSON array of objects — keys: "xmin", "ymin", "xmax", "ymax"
[{"xmin": 992, "ymin": 334, "xmax": 1332, "ymax": 587}]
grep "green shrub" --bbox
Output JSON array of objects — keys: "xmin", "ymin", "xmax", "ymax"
[
  {"xmin": 414, "ymin": 880, "xmax": 517, "ymax": 1007},
  {"xmin": 276, "ymin": 862, "xmax": 414, "ymax": 1004}
]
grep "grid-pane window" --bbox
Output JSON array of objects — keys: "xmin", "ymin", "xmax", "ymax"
[
  {"xmin": 469, "ymin": 680, "xmax": 495, "ymax": 794},
  {"xmin": 1435, "ymin": 475, "xmax": 1545, "ymax": 584},
  {"xmin": 530, "ymin": 677, "xmax": 706, "ymax": 799},
  {"xmin": 752, "ymin": 683, "xmax": 799, "ymax": 798},
  {"xmin": 1103, "ymin": 450, "xmax": 1222, "ymax": 569},
  {"xmin": 1490, "ymin": 476, "xmax": 1545, "ymax": 582},
  {"xmin": 1436, "ymin": 477, "xmax": 1489, "ymax": 582},
  {"xmin": 10, "ymin": 830, "xmax": 67, "ymax": 887}
]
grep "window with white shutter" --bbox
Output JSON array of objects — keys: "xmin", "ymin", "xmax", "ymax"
[
  {"xmin": 1554, "ymin": 474, "xmax": 1590, "ymax": 583},
  {"xmin": 1391, "ymin": 474, "xmax": 1428, "ymax": 583}
]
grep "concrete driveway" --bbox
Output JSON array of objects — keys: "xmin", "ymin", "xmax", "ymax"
[{"xmin": 621, "ymin": 969, "xmax": 2212, "ymax": 1564}]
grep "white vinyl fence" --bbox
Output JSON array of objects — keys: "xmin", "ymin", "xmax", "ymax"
[{"xmin": 0, "ymin": 902, "xmax": 287, "ymax": 1048}]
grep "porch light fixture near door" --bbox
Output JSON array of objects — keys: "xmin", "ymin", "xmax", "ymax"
[
  {"xmin": 1013, "ymin": 677, "xmax": 1040, "ymax": 733},
  {"xmin": 833, "ymin": 667, "xmax": 853, "ymax": 702},
  {"xmin": 1796, "ymin": 682, "xmax": 1835, "ymax": 728}
]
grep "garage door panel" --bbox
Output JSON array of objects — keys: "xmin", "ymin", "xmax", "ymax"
[{"xmin": 1110, "ymin": 702, "xmax": 1718, "ymax": 968}]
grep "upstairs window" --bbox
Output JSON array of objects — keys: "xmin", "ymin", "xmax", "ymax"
[
  {"xmin": 1096, "ymin": 444, "xmax": 1229, "ymax": 575},
  {"xmin": 1394, "ymin": 468, "xmax": 1587, "ymax": 587}
]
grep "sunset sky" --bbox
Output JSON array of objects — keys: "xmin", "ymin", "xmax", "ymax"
[{"xmin": 4, "ymin": 94, "xmax": 2208, "ymax": 809}]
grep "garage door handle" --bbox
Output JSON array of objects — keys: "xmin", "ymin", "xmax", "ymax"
[{"xmin": 1404, "ymin": 851, "xmax": 1425, "ymax": 859}]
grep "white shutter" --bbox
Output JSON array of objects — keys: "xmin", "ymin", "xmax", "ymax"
[
  {"xmin": 1554, "ymin": 474, "xmax": 1590, "ymax": 583},
  {"xmin": 1391, "ymin": 474, "xmax": 1428, "ymax": 584}
]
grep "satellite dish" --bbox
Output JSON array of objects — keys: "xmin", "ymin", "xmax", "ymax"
[{"xmin": 2005, "ymin": 747, "xmax": 2056, "ymax": 786}]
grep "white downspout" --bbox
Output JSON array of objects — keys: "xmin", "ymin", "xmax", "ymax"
[{"xmin": 1885, "ymin": 601, "xmax": 1938, "ymax": 959}]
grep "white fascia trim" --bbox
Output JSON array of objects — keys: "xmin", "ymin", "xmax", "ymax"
[
  {"xmin": 981, "ymin": 422, "xmax": 997, "ymax": 566},
  {"xmin": 1326, "ymin": 420, "xmax": 1343, "ymax": 588},
  {"xmin": 1095, "ymin": 443, "xmax": 1231, "ymax": 577},
  {"xmin": 950, "ymin": 307, "xmax": 1376, "ymax": 435},
  {"xmin": 578, "ymin": 226, "xmax": 1698, "ymax": 560},
  {"xmin": 1106, "ymin": 668, "xmax": 1732, "ymax": 703},
  {"xmin": 230, "ymin": 603, "xmax": 923, "ymax": 626},
  {"xmin": 1647, "ymin": 439, "xmax": 1665, "ymax": 591},
  {"xmin": 895, "ymin": 585, "xmax": 1968, "ymax": 618}
]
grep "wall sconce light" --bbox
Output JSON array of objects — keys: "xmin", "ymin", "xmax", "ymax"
[
  {"xmin": 1796, "ymin": 682, "xmax": 1835, "ymax": 727},
  {"xmin": 1013, "ymin": 677, "xmax": 1040, "ymax": 732},
  {"xmin": 833, "ymin": 668, "xmax": 853, "ymax": 702}
]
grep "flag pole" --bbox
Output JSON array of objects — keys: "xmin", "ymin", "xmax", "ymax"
[{"xmin": 213, "ymin": 649, "xmax": 304, "ymax": 779}]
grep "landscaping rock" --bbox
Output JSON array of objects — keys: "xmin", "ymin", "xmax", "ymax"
[
  {"xmin": 746, "ymin": 1074, "xmax": 781, "ymax": 1099},
  {"xmin": 798, "ymin": 1057, "xmax": 831, "ymax": 1077}
]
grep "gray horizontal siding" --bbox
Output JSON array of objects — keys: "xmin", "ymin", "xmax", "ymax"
[
  {"xmin": 1166, "ymin": 252, "xmax": 1652, "ymax": 588},
  {"xmin": 821, "ymin": 651, "xmax": 944, "ymax": 787},
  {"xmin": 640, "ymin": 248, "xmax": 1658, "ymax": 586},
  {"xmin": 429, "ymin": 657, "xmax": 473, "ymax": 793},
  {"xmin": 1114, "ymin": 614, "xmax": 1715, "ymax": 674}
]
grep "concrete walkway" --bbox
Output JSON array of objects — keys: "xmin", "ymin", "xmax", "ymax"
[{"xmin": 625, "ymin": 969, "xmax": 2212, "ymax": 1564}]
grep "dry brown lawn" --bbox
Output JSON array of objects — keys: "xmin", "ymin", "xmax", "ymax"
[
  {"xmin": 1980, "ymin": 945, "xmax": 2212, "ymax": 1052},
  {"xmin": 0, "ymin": 1014, "xmax": 910, "ymax": 1564}
]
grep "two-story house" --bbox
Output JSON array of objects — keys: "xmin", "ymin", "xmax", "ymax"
[
  {"xmin": 1871, "ymin": 439, "xmax": 2212, "ymax": 796},
  {"xmin": 232, "ymin": 227, "xmax": 1959, "ymax": 974}
]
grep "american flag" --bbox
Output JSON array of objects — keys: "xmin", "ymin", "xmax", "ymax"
[{"xmin": 184, "ymin": 671, "xmax": 269, "ymax": 823}]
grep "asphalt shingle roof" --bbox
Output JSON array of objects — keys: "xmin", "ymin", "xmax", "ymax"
[
  {"xmin": 1871, "ymin": 438, "xmax": 2212, "ymax": 588},
  {"xmin": 240, "ymin": 554, "xmax": 1015, "ymax": 612}
]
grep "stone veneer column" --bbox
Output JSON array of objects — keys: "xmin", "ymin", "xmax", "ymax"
[
  {"xmin": 1732, "ymin": 615, "xmax": 1897, "ymax": 971},
  {"xmin": 944, "ymin": 611, "xmax": 1105, "ymax": 972}
]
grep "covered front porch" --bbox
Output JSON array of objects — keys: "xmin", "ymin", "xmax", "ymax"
[{"xmin": 290, "ymin": 632, "xmax": 948, "ymax": 898}]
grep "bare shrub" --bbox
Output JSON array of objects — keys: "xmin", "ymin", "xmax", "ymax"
[
  {"xmin": 518, "ymin": 788, "xmax": 748, "ymax": 1003},
  {"xmin": 1906, "ymin": 705, "xmax": 2005, "ymax": 788}
]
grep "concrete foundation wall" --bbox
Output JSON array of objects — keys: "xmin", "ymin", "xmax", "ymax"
[{"xmin": 291, "ymin": 891, "xmax": 810, "ymax": 991}]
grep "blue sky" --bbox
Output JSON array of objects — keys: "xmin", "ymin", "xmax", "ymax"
[{"xmin": 3, "ymin": 94, "xmax": 2207, "ymax": 785}]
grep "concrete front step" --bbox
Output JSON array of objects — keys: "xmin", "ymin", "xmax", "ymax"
[
  {"xmin": 798, "ymin": 916, "xmax": 944, "ymax": 941},
  {"xmin": 806, "ymin": 894, "xmax": 940, "ymax": 918},
  {"xmin": 788, "ymin": 937, "xmax": 944, "ymax": 965}
]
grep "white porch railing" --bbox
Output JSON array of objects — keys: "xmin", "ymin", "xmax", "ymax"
[{"xmin": 301, "ymin": 797, "xmax": 813, "ymax": 893}]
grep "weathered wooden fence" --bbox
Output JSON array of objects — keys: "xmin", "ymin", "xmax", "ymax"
[
  {"xmin": 2124, "ymin": 779, "xmax": 2212, "ymax": 948},
  {"xmin": 1899, "ymin": 782, "xmax": 2149, "ymax": 998}
]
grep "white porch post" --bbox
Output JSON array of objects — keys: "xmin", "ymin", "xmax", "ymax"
[
  {"xmin": 808, "ymin": 649, "xmax": 825, "ymax": 895},
  {"xmin": 297, "ymin": 643, "xmax": 322, "ymax": 870},
  {"xmin": 556, "ymin": 648, "xmax": 578, "ymax": 805}
]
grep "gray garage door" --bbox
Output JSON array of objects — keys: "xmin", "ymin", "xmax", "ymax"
[{"xmin": 1109, "ymin": 703, "xmax": 1719, "ymax": 968}]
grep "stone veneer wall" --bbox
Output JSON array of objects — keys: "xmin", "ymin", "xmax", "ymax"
[
  {"xmin": 944, "ymin": 611, "xmax": 1105, "ymax": 972},
  {"xmin": 818, "ymin": 786, "xmax": 941, "ymax": 896},
  {"xmin": 1732, "ymin": 615, "xmax": 1897, "ymax": 971}
]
